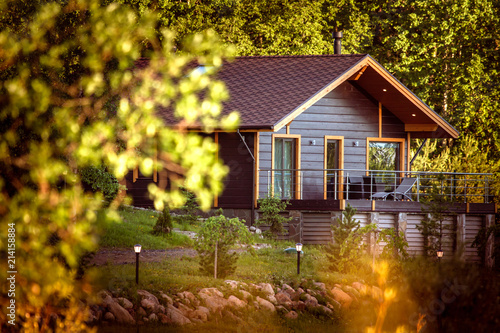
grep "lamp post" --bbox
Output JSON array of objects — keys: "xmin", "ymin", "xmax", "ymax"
[
  {"xmin": 295, "ymin": 243, "xmax": 303, "ymax": 275},
  {"xmin": 437, "ymin": 248, "xmax": 443, "ymax": 263},
  {"xmin": 134, "ymin": 244, "xmax": 142, "ymax": 284}
]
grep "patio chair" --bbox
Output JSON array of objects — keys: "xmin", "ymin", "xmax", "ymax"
[{"xmin": 371, "ymin": 177, "xmax": 417, "ymax": 201}]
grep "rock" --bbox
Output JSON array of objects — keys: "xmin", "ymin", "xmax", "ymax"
[
  {"xmin": 259, "ymin": 283, "xmax": 275, "ymax": 297},
  {"xmin": 293, "ymin": 301, "xmax": 306, "ymax": 312},
  {"xmin": 371, "ymin": 286, "xmax": 383, "ymax": 303},
  {"xmin": 255, "ymin": 228, "xmax": 262, "ymax": 234},
  {"xmin": 319, "ymin": 305, "xmax": 334, "ymax": 316},
  {"xmin": 104, "ymin": 312, "xmax": 115, "ymax": 321},
  {"xmin": 138, "ymin": 290, "xmax": 160, "ymax": 312},
  {"xmin": 331, "ymin": 287, "xmax": 353, "ymax": 309},
  {"xmin": 199, "ymin": 288, "xmax": 224, "ymax": 300},
  {"xmin": 327, "ymin": 300, "xmax": 341, "ymax": 312},
  {"xmin": 203, "ymin": 295, "xmax": 228, "ymax": 314},
  {"xmin": 98, "ymin": 290, "xmax": 112, "ymax": 300},
  {"xmin": 285, "ymin": 311, "xmax": 298, "ymax": 320},
  {"xmin": 224, "ymin": 280, "xmax": 240, "ymax": 289},
  {"xmin": 352, "ymin": 282, "xmax": 369, "ymax": 295},
  {"xmin": 102, "ymin": 295, "xmax": 135, "ymax": 324},
  {"xmin": 189, "ymin": 308, "xmax": 209, "ymax": 322},
  {"xmin": 176, "ymin": 302, "xmax": 193, "ymax": 318},
  {"xmin": 313, "ymin": 282, "xmax": 326, "ymax": 291},
  {"xmin": 275, "ymin": 292, "xmax": 293, "ymax": 307},
  {"xmin": 343, "ymin": 286, "xmax": 361, "ymax": 300},
  {"xmin": 304, "ymin": 294, "xmax": 319, "ymax": 309},
  {"xmin": 267, "ymin": 295, "xmax": 277, "ymax": 305},
  {"xmin": 167, "ymin": 304, "xmax": 192, "ymax": 325},
  {"xmin": 137, "ymin": 307, "xmax": 147, "ymax": 318},
  {"xmin": 158, "ymin": 313, "xmax": 170, "ymax": 324},
  {"xmin": 148, "ymin": 313, "xmax": 158, "ymax": 322},
  {"xmin": 228, "ymin": 295, "xmax": 247, "ymax": 309},
  {"xmin": 141, "ymin": 298, "xmax": 158, "ymax": 312},
  {"xmin": 178, "ymin": 291, "xmax": 200, "ymax": 307},
  {"xmin": 256, "ymin": 296, "xmax": 275, "ymax": 312},
  {"xmin": 249, "ymin": 226, "xmax": 256, "ymax": 232},
  {"xmin": 240, "ymin": 290, "xmax": 252, "ymax": 301},
  {"xmin": 282, "ymin": 284, "xmax": 294, "ymax": 292},
  {"xmin": 116, "ymin": 297, "xmax": 133, "ymax": 309},
  {"xmin": 160, "ymin": 292, "xmax": 174, "ymax": 306}
]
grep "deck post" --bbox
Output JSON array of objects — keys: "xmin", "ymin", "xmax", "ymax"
[
  {"xmin": 456, "ymin": 214, "xmax": 466, "ymax": 261},
  {"xmin": 485, "ymin": 214, "xmax": 495, "ymax": 268},
  {"xmin": 370, "ymin": 213, "xmax": 379, "ymax": 255},
  {"xmin": 397, "ymin": 213, "xmax": 407, "ymax": 258}
]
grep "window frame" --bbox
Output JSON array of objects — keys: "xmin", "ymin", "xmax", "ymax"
[
  {"xmin": 323, "ymin": 136, "xmax": 344, "ymax": 200},
  {"xmin": 271, "ymin": 134, "xmax": 301, "ymax": 199}
]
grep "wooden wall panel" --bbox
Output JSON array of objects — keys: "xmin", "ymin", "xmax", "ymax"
[{"xmin": 218, "ymin": 132, "xmax": 255, "ymax": 209}]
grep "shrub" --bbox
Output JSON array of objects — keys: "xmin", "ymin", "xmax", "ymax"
[
  {"xmin": 152, "ymin": 207, "xmax": 173, "ymax": 236},
  {"xmin": 327, "ymin": 204, "xmax": 375, "ymax": 273},
  {"xmin": 80, "ymin": 165, "xmax": 119, "ymax": 203},
  {"xmin": 257, "ymin": 196, "xmax": 291, "ymax": 238},
  {"xmin": 195, "ymin": 212, "xmax": 253, "ymax": 279}
]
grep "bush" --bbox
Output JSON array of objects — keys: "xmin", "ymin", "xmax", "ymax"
[
  {"xmin": 326, "ymin": 204, "xmax": 375, "ymax": 273},
  {"xmin": 80, "ymin": 165, "xmax": 119, "ymax": 203},
  {"xmin": 195, "ymin": 212, "xmax": 253, "ymax": 279},
  {"xmin": 152, "ymin": 207, "xmax": 173, "ymax": 236},
  {"xmin": 257, "ymin": 196, "xmax": 291, "ymax": 238}
]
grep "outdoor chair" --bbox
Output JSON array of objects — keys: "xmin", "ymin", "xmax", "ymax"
[{"xmin": 371, "ymin": 177, "xmax": 417, "ymax": 201}]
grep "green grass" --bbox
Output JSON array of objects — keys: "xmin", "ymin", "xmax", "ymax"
[{"xmin": 98, "ymin": 206, "xmax": 193, "ymax": 249}]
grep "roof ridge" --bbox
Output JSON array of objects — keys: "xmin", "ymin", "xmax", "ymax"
[{"xmin": 234, "ymin": 54, "xmax": 367, "ymax": 59}]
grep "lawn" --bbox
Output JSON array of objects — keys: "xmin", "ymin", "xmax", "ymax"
[{"xmin": 92, "ymin": 206, "xmax": 500, "ymax": 332}]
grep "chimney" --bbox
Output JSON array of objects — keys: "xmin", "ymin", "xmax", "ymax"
[{"xmin": 333, "ymin": 31, "xmax": 343, "ymax": 54}]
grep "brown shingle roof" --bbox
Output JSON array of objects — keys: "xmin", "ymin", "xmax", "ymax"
[
  {"xmin": 217, "ymin": 54, "xmax": 367, "ymax": 129},
  {"xmin": 156, "ymin": 54, "xmax": 368, "ymax": 130}
]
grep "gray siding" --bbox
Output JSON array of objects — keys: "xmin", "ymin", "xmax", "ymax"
[{"xmin": 258, "ymin": 81, "xmax": 407, "ymax": 199}]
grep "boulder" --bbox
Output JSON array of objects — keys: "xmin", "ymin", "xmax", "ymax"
[
  {"xmin": 203, "ymin": 295, "xmax": 228, "ymax": 313},
  {"xmin": 285, "ymin": 311, "xmax": 298, "ymax": 320},
  {"xmin": 267, "ymin": 295, "xmax": 277, "ymax": 305},
  {"xmin": 160, "ymin": 292, "xmax": 174, "ymax": 306},
  {"xmin": 240, "ymin": 290, "xmax": 252, "ymax": 301},
  {"xmin": 293, "ymin": 301, "xmax": 306, "ymax": 312},
  {"xmin": 259, "ymin": 283, "xmax": 275, "ymax": 297},
  {"xmin": 352, "ymin": 282, "xmax": 369, "ymax": 295},
  {"xmin": 148, "ymin": 313, "xmax": 158, "ymax": 322},
  {"xmin": 104, "ymin": 312, "xmax": 115, "ymax": 321},
  {"xmin": 319, "ymin": 305, "xmax": 334, "ymax": 316},
  {"xmin": 371, "ymin": 286, "xmax": 383, "ymax": 303},
  {"xmin": 228, "ymin": 295, "xmax": 247, "ymax": 310},
  {"xmin": 167, "ymin": 304, "xmax": 192, "ymax": 326},
  {"xmin": 275, "ymin": 292, "xmax": 292, "ymax": 308},
  {"xmin": 138, "ymin": 290, "xmax": 160, "ymax": 312},
  {"xmin": 178, "ymin": 291, "xmax": 200, "ymax": 307},
  {"xmin": 343, "ymin": 286, "xmax": 361, "ymax": 300},
  {"xmin": 256, "ymin": 296, "xmax": 275, "ymax": 312},
  {"xmin": 101, "ymin": 295, "xmax": 135, "ymax": 324},
  {"xmin": 116, "ymin": 297, "xmax": 133, "ymax": 309},
  {"xmin": 331, "ymin": 287, "xmax": 353, "ymax": 309},
  {"xmin": 158, "ymin": 313, "xmax": 170, "ymax": 324},
  {"xmin": 137, "ymin": 307, "xmax": 147, "ymax": 318},
  {"xmin": 199, "ymin": 288, "xmax": 224, "ymax": 300},
  {"xmin": 313, "ymin": 282, "xmax": 326, "ymax": 291},
  {"xmin": 189, "ymin": 308, "xmax": 209, "ymax": 322},
  {"xmin": 304, "ymin": 294, "xmax": 319, "ymax": 309}
]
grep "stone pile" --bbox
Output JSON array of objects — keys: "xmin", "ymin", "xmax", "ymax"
[{"xmin": 90, "ymin": 280, "xmax": 382, "ymax": 327}]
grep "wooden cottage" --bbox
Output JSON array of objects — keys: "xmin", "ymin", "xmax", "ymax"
[{"xmin": 126, "ymin": 54, "xmax": 496, "ymax": 264}]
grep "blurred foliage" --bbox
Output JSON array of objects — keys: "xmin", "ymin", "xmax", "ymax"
[{"xmin": 0, "ymin": 0, "xmax": 238, "ymax": 330}]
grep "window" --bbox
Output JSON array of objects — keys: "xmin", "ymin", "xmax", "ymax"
[
  {"xmin": 366, "ymin": 138, "xmax": 405, "ymax": 185},
  {"xmin": 272, "ymin": 135, "xmax": 300, "ymax": 199}
]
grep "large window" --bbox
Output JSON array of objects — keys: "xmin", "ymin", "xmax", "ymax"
[
  {"xmin": 273, "ymin": 135, "xmax": 300, "ymax": 199},
  {"xmin": 367, "ymin": 138, "xmax": 405, "ymax": 184}
]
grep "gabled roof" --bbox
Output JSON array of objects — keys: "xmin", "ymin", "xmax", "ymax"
[{"xmin": 159, "ymin": 54, "xmax": 459, "ymax": 139}]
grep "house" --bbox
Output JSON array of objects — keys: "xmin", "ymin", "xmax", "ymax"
[{"xmin": 125, "ymin": 53, "xmax": 495, "ymax": 265}]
